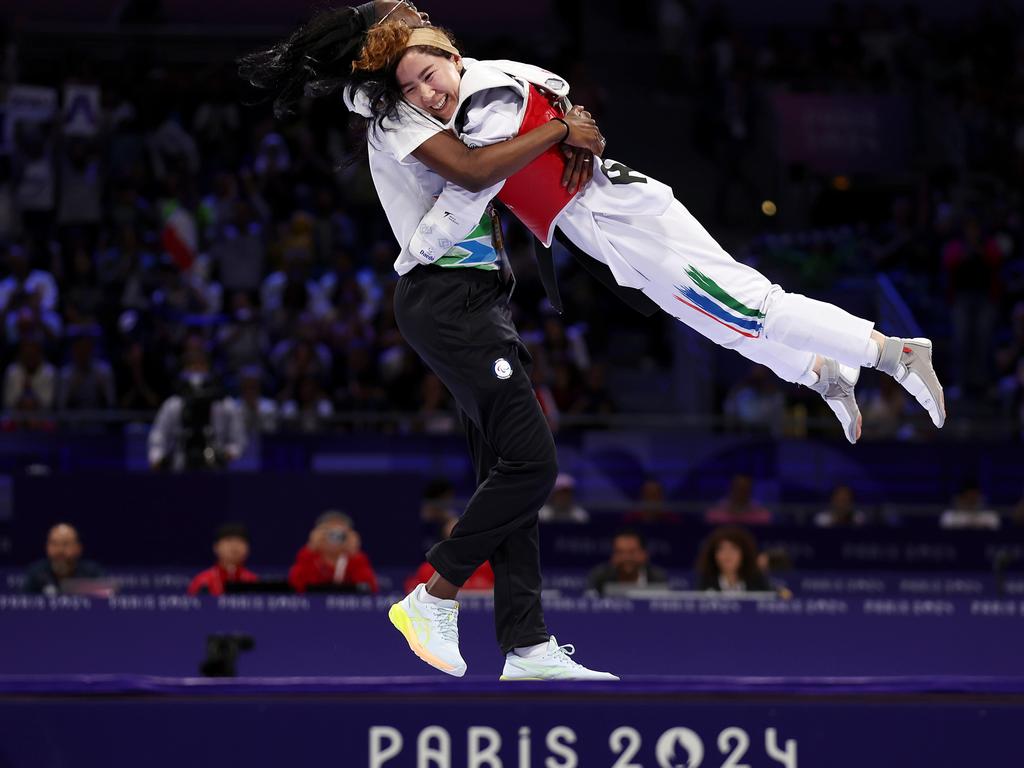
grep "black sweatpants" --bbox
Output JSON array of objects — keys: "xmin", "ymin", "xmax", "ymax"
[{"xmin": 394, "ymin": 265, "xmax": 555, "ymax": 654}]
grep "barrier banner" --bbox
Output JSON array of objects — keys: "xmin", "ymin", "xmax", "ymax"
[{"xmin": 3, "ymin": 595, "xmax": 1023, "ymax": 679}]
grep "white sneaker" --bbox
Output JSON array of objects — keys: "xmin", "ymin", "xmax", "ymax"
[
  {"xmin": 500, "ymin": 636, "xmax": 619, "ymax": 681},
  {"xmin": 810, "ymin": 357, "xmax": 862, "ymax": 444},
  {"xmin": 877, "ymin": 337, "xmax": 946, "ymax": 428},
  {"xmin": 388, "ymin": 584, "xmax": 466, "ymax": 677}
]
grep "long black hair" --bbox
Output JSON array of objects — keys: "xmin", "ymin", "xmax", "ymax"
[{"xmin": 237, "ymin": 4, "xmax": 379, "ymax": 119}]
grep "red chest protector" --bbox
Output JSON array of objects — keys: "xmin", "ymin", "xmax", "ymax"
[{"xmin": 495, "ymin": 85, "xmax": 577, "ymax": 246}]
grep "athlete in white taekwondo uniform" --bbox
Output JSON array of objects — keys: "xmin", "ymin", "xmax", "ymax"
[{"xmin": 383, "ymin": 33, "xmax": 946, "ymax": 442}]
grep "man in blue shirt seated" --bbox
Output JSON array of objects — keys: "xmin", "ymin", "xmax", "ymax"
[{"xmin": 24, "ymin": 523, "xmax": 103, "ymax": 596}]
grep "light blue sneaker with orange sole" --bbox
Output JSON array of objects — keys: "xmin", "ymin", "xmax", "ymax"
[{"xmin": 388, "ymin": 584, "xmax": 466, "ymax": 677}]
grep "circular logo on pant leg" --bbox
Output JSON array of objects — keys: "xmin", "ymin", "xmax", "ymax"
[{"xmin": 493, "ymin": 358, "xmax": 513, "ymax": 380}]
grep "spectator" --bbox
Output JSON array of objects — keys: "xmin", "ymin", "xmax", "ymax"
[
  {"xmin": 940, "ymin": 480, "xmax": 1001, "ymax": 530},
  {"xmin": 587, "ymin": 529, "xmax": 668, "ymax": 596},
  {"xmin": 539, "ymin": 473, "xmax": 590, "ymax": 523},
  {"xmin": 24, "ymin": 523, "xmax": 103, "ymax": 595},
  {"xmin": 63, "ymin": 244, "xmax": 104, "ymax": 325},
  {"xmin": 568, "ymin": 362, "xmax": 616, "ymax": 416},
  {"xmin": 116, "ymin": 316, "xmax": 164, "ymax": 410},
  {"xmin": 147, "ymin": 113, "xmax": 201, "ymax": 180},
  {"xmin": 217, "ymin": 291, "xmax": 267, "ymax": 375},
  {"xmin": 942, "ymin": 215, "xmax": 1003, "ymax": 398},
  {"xmin": 236, "ymin": 366, "xmax": 279, "ymax": 435},
  {"xmin": 288, "ymin": 511, "xmax": 378, "ymax": 593},
  {"xmin": 860, "ymin": 376, "xmax": 911, "ymax": 440},
  {"xmin": 57, "ymin": 324, "xmax": 116, "ymax": 410},
  {"xmin": 260, "ymin": 237, "xmax": 327, "ymax": 327},
  {"xmin": 413, "ymin": 372, "xmax": 457, "ymax": 434},
  {"xmin": 705, "ymin": 473, "xmax": 773, "ymax": 526},
  {"xmin": 0, "ymin": 243, "xmax": 59, "ymax": 321},
  {"xmin": 624, "ymin": 477, "xmax": 683, "ymax": 525},
  {"xmin": 337, "ymin": 340, "xmax": 387, "ymax": 412},
  {"xmin": 57, "ymin": 138, "xmax": 103, "ymax": 241},
  {"xmin": 420, "ymin": 478, "xmax": 458, "ymax": 526},
  {"xmin": 3, "ymin": 336, "xmax": 56, "ymax": 411},
  {"xmin": 280, "ymin": 375, "xmax": 334, "ymax": 432},
  {"xmin": 723, "ymin": 365, "xmax": 786, "ymax": 434},
  {"xmin": 997, "ymin": 357, "xmax": 1024, "ymax": 439},
  {"xmin": 418, "ymin": 477, "xmax": 458, "ymax": 554},
  {"xmin": 814, "ymin": 484, "xmax": 868, "ymax": 527},
  {"xmin": 147, "ymin": 336, "xmax": 246, "ymax": 471},
  {"xmin": 187, "ymin": 523, "xmax": 259, "ymax": 596},
  {"xmin": 269, "ymin": 313, "xmax": 331, "ymax": 387},
  {"xmin": 695, "ymin": 526, "xmax": 773, "ymax": 593},
  {"xmin": 405, "ymin": 517, "xmax": 494, "ymax": 594},
  {"xmin": 549, "ymin": 361, "xmax": 584, "ymax": 413}
]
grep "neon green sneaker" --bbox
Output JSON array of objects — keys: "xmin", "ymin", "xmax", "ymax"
[
  {"xmin": 500, "ymin": 636, "xmax": 619, "ymax": 681},
  {"xmin": 388, "ymin": 584, "xmax": 466, "ymax": 677}
]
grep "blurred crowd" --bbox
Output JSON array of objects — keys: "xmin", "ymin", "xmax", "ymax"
[
  {"xmin": 563, "ymin": 0, "xmax": 1024, "ymax": 436},
  {"xmin": 0, "ymin": 0, "xmax": 1021, "ymax": 442}
]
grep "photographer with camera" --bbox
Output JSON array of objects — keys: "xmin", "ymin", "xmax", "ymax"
[
  {"xmin": 147, "ymin": 335, "xmax": 245, "ymax": 471},
  {"xmin": 288, "ymin": 510, "xmax": 378, "ymax": 594}
]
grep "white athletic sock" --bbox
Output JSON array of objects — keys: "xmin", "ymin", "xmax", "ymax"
[
  {"xmin": 416, "ymin": 585, "xmax": 447, "ymax": 605},
  {"xmin": 513, "ymin": 640, "xmax": 550, "ymax": 658},
  {"xmin": 861, "ymin": 338, "xmax": 882, "ymax": 368},
  {"xmin": 797, "ymin": 355, "xmax": 819, "ymax": 386}
]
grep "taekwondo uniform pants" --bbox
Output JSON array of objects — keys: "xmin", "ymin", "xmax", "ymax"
[
  {"xmin": 394, "ymin": 264, "xmax": 553, "ymax": 655},
  {"xmin": 557, "ymin": 196, "xmax": 876, "ymax": 383}
]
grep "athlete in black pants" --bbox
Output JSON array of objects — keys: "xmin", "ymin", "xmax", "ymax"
[
  {"xmin": 390, "ymin": 263, "xmax": 616, "ymax": 680},
  {"xmin": 396, "ymin": 265, "xmax": 552, "ymax": 653}
]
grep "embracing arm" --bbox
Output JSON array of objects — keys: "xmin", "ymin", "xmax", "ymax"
[
  {"xmin": 412, "ymin": 122, "xmax": 565, "ymax": 193},
  {"xmin": 410, "ymin": 108, "xmax": 604, "ymax": 193}
]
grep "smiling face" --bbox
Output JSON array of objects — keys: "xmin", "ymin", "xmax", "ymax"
[{"xmin": 395, "ymin": 48, "xmax": 462, "ymax": 122}]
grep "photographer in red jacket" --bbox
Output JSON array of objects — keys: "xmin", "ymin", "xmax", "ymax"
[{"xmin": 288, "ymin": 510, "xmax": 378, "ymax": 593}]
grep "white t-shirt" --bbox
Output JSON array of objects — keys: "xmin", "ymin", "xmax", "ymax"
[{"xmin": 344, "ymin": 85, "xmax": 448, "ymax": 276}]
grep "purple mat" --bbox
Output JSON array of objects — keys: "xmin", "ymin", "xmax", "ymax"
[{"xmin": 5, "ymin": 673, "xmax": 1024, "ymax": 696}]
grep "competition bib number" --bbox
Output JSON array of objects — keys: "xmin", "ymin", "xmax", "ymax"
[{"xmin": 601, "ymin": 159, "xmax": 647, "ymax": 185}]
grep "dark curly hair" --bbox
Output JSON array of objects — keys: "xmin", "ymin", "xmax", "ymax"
[{"xmin": 695, "ymin": 525, "xmax": 769, "ymax": 591}]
